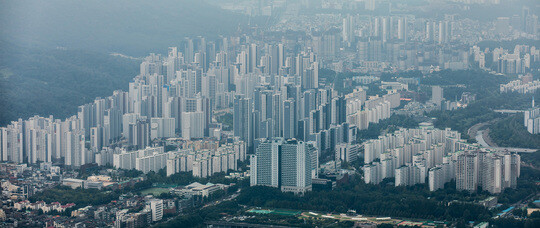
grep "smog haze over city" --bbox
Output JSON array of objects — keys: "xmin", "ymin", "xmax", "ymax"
[{"xmin": 0, "ymin": 0, "xmax": 539, "ymax": 227}]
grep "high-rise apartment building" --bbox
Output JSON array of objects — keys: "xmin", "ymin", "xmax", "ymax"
[
  {"xmin": 456, "ymin": 153, "xmax": 479, "ymax": 192},
  {"xmin": 432, "ymin": 86, "xmax": 444, "ymax": 106},
  {"xmin": 149, "ymin": 199, "xmax": 163, "ymax": 222},
  {"xmin": 250, "ymin": 138, "xmax": 313, "ymax": 195}
]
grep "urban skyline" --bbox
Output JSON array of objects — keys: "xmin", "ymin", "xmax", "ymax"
[{"xmin": 0, "ymin": 0, "xmax": 539, "ymax": 227}]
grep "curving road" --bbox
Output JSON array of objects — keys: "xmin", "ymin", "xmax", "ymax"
[{"xmin": 476, "ymin": 129, "xmax": 537, "ymax": 153}]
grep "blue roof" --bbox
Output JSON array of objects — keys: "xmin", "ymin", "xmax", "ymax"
[{"xmin": 502, "ymin": 207, "xmax": 514, "ymax": 213}]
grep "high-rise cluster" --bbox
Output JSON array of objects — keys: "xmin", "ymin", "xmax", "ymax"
[
  {"xmin": 454, "ymin": 151, "xmax": 520, "ymax": 194},
  {"xmin": 0, "ymin": 115, "xmax": 87, "ymax": 166},
  {"xmin": 500, "ymin": 79, "xmax": 540, "ymax": 94},
  {"xmin": 104, "ymin": 141, "xmax": 246, "ymax": 177},
  {"xmin": 232, "ymin": 75, "xmax": 355, "ymax": 155},
  {"xmin": 346, "ymin": 89, "xmax": 399, "ymax": 130},
  {"xmin": 362, "ymin": 125, "xmax": 521, "ymax": 194},
  {"xmin": 166, "ymin": 141, "xmax": 246, "ymax": 178},
  {"xmin": 0, "ymin": 37, "xmax": 325, "ymax": 168}
]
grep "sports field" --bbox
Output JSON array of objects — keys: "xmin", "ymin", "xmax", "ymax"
[
  {"xmin": 247, "ymin": 208, "xmax": 302, "ymax": 216},
  {"xmin": 140, "ymin": 187, "xmax": 170, "ymax": 196}
]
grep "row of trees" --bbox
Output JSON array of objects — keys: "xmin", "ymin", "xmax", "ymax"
[
  {"xmin": 155, "ymin": 200, "xmax": 241, "ymax": 228},
  {"xmin": 429, "ymin": 91, "xmax": 539, "ymax": 145},
  {"xmin": 29, "ymin": 186, "xmax": 120, "ymax": 208},
  {"xmin": 145, "ymin": 169, "xmax": 239, "ymax": 186},
  {"xmin": 429, "ymin": 104, "xmax": 501, "ymax": 140},
  {"xmin": 423, "ymin": 70, "xmax": 539, "ymax": 144},
  {"xmin": 216, "ymin": 113, "xmax": 233, "ymax": 131},
  {"xmin": 236, "ymin": 179, "xmax": 492, "ymax": 221},
  {"xmin": 236, "ymin": 165, "xmax": 540, "ymax": 223},
  {"xmin": 489, "ymin": 216, "xmax": 540, "ymax": 228},
  {"xmin": 153, "ymin": 167, "xmax": 540, "ymax": 227},
  {"xmin": 489, "ymin": 114, "xmax": 540, "ymax": 149},
  {"xmin": 356, "ymin": 114, "xmax": 420, "ymax": 141}
]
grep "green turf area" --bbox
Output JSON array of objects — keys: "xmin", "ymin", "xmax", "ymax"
[
  {"xmin": 248, "ymin": 209, "xmax": 273, "ymax": 214},
  {"xmin": 247, "ymin": 208, "xmax": 301, "ymax": 216},
  {"xmin": 140, "ymin": 187, "xmax": 170, "ymax": 196},
  {"xmin": 272, "ymin": 209, "xmax": 302, "ymax": 216}
]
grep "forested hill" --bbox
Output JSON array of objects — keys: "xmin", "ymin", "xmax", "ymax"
[
  {"xmin": 0, "ymin": 0, "xmax": 248, "ymax": 56},
  {"xmin": 0, "ymin": 0, "xmax": 251, "ymax": 126},
  {"xmin": 0, "ymin": 42, "xmax": 139, "ymax": 126}
]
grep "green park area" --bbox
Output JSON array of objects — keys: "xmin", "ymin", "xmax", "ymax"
[{"xmin": 140, "ymin": 187, "xmax": 171, "ymax": 196}]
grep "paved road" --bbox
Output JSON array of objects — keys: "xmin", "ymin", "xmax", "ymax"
[
  {"xmin": 160, "ymin": 191, "xmax": 241, "ymax": 225},
  {"xmin": 497, "ymin": 192, "xmax": 540, "ymax": 218},
  {"xmin": 468, "ymin": 118, "xmax": 500, "ymax": 140},
  {"xmin": 202, "ymin": 192, "xmax": 240, "ymax": 209},
  {"xmin": 493, "ymin": 109, "xmax": 525, "ymax": 114},
  {"xmin": 476, "ymin": 130, "xmax": 537, "ymax": 153}
]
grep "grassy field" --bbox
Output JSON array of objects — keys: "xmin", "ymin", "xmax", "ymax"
[
  {"xmin": 248, "ymin": 208, "xmax": 302, "ymax": 216},
  {"xmin": 140, "ymin": 187, "xmax": 170, "ymax": 196}
]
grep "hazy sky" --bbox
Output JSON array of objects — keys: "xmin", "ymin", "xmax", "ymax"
[{"xmin": 0, "ymin": 0, "xmax": 247, "ymax": 55}]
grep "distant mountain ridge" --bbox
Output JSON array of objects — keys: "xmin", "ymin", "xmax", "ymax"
[
  {"xmin": 0, "ymin": 41, "xmax": 140, "ymax": 126},
  {"xmin": 0, "ymin": 0, "xmax": 249, "ymax": 125},
  {"xmin": 0, "ymin": 0, "xmax": 247, "ymax": 56}
]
